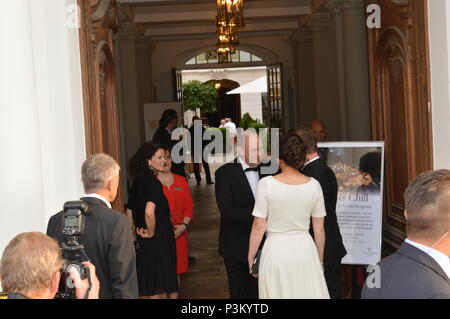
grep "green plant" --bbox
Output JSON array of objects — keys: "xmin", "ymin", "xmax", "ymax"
[
  {"xmin": 248, "ymin": 122, "xmax": 267, "ymax": 131},
  {"xmin": 182, "ymin": 80, "xmax": 218, "ymax": 114},
  {"xmin": 239, "ymin": 113, "xmax": 256, "ymax": 130}
]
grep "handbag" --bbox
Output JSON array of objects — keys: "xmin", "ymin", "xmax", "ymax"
[{"xmin": 250, "ymin": 250, "xmax": 262, "ymax": 275}]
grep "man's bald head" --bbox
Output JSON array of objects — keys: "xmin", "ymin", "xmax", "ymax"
[{"xmin": 310, "ymin": 120, "xmax": 327, "ymax": 142}]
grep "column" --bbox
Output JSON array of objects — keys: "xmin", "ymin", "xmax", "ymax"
[
  {"xmin": 0, "ymin": 0, "xmax": 86, "ymax": 254},
  {"xmin": 117, "ymin": 22, "xmax": 144, "ymax": 164},
  {"xmin": 287, "ymin": 28, "xmax": 316, "ymax": 127},
  {"xmin": 310, "ymin": 12, "xmax": 342, "ymax": 140},
  {"xmin": 338, "ymin": 0, "xmax": 372, "ymax": 140}
]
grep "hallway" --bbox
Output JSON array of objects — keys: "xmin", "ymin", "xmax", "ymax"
[{"xmin": 179, "ymin": 160, "xmax": 229, "ymax": 299}]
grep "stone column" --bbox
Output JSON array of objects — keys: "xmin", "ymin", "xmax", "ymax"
[
  {"xmin": 136, "ymin": 36, "xmax": 156, "ymax": 108},
  {"xmin": 336, "ymin": 0, "xmax": 372, "ymax": 140},
  {"xmin": 326, "ymin": 0, "xmax": 348, "ymax": 140},
  {"xmin": 309, "ymin": 12, "xmax": 341, "ymax": 140},
  {"xmin": 117, "ymin": 22, "xmax": 144, "ymax": 164},
  {"xmin": 287, "ymin": 28, "xmax": 316, "ymax": 127}
]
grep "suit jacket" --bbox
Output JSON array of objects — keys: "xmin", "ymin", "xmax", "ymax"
[
  {"xmin": 189, "ymin": 124, "xmax": 206, "ymax": 159},
  {"xmin": 46, "ymin": 197, "xmax": 139, "ymax": 299},
  {"xmin": 362, "ymin": 242, "xmax": 450, "ymax": 299},
  {"xmin": 153, "ymin": 126, "xmax": 186, "ymax": 177},
  {"xmin": 302, "ymin": 158, "xmax": 347, "ymax": 264},
  {"xmin": 215, "ymin": 159, "xmax": 271, "ymax": 262}
]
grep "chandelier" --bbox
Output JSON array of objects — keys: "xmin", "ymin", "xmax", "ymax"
[
  {"xmin": 216, "ymin": 0, "xmax": 244, "ymax": 28},
  {"xmin": 216, "ymin": 0, "xmax": 244, "ymax": 63}
]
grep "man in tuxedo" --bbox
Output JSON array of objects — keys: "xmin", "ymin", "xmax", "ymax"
[
  {"xmin": 189, "ymin": 116, "xmax": 213, "ymax": 185},
  {"xmin": 215, "ymin": 130, "xmax": 269, "ymax": 299},
  {"xmin": 297, "ymin": 127, "xmax": 347, "ymax": 299},
  {"xmin": 362, "ymin": 170, "xmax": 450, "ymax": 299},
  {"xmin": 47, "ymin": 154, "xmax": 138, "ymax": 299}
]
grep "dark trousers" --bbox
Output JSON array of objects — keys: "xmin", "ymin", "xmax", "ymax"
[
  {"xmin": 224, "ymin": 258, "xmax": 258, "ymax": 299},
  {"xmin": 324, "ymin": 260, "xmax": 342, "ymax": 299},
  {"xmin": 193, "ymin": 159, "xmax": 212, "ymax": 183}
]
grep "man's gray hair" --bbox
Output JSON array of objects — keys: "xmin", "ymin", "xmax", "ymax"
[
  {"xmin": 81, "ymin": 153, "xmax": 120, "ymax": 193},
  {"xmin": 404, "ymin": 169, "xmax": 450, "ymax": 242}
]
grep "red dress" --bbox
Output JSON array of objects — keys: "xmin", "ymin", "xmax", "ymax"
[{"xmin": 162, "ymin": 174, "xmax": 194, "ymax": 274}]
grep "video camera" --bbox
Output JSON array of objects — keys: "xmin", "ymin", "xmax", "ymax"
[{"xmin": 57, "ymin": 200, "xmax": 92, "ymax": 299}]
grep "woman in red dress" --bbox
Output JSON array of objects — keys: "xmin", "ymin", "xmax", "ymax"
[{"xmin": 158, "ymin": 150, "xmax": 194, "ymax": 281}]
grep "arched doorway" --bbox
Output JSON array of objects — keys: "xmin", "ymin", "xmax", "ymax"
[{"xmin": 204, "ymin": 79, "xmax": 240, "ymax": 127}]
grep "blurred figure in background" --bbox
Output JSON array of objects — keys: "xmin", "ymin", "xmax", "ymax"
[
  {"xmin": 189, "ymin": 116, "xmax": 213, "ymax": 185},
  {"xmin": 310, "ymin": 120, "xmax": 328, "ymax": 142},
  {"xmin": 153, "ymin": 109, "xmax": 186, "ymax": 178}
]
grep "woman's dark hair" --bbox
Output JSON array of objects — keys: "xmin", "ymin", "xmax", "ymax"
[
  {"xmin": 359, "ymin": 152, "xmax": 381, "ymax": 180},
  {"xmin": 159, "ymin": 109, "xmax": 178, "ymax": 128},
  {"xmin": 129, "ymin": 142, "xmax": 166, "ymax": 180},
  {"xmin": 279, "ymin": 134, "xmax": 307, "ymax": 169}
]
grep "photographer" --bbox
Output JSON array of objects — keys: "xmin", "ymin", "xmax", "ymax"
[
  {"xmin": 0, "ymin": 232, "xmax": 99, "ymax": 299},
  {"xmin": 47, "ymin": 154, "xmax": 138, "ymax": 299}
]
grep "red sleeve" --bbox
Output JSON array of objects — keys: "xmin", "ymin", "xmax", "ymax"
[{"xmin": 181, "ymin": 177, "xmax": 194, "ymax": 220}]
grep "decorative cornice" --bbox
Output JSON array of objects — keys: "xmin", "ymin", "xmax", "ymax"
[
  {"xmin": 325, "ymin": 0, "xmax": 365, "ymax": 15},
  {"xmin": 118, "ymin": 22, "xmax": 145, "ymax": 40},
  {"xmin": 136, "ymin": 36, "xmax": 157, "ymax": 53},
  {"xmin": 285, "ymin": 28, "xmax": 312, "ymax": 47},
  {"xmin": 90, "ymin": 0, "xmax": 112, "ymax": 22}
]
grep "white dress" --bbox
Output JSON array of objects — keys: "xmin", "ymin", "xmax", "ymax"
[{"xmin": 252, "ymin": 176, "xmax": 330, "ymax": 299}]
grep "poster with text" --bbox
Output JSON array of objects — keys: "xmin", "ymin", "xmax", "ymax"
[{"xmin": 318, "ymin": 142, "xmax": 385, "ymax": 265}]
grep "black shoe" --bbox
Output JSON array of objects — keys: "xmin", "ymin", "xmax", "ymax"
[
  {"xmin": 188, "ymin": 256, "xmax": 197, "ymax": 264},
  {"xmin": 207, "ymin": 181, "xmax": 214, "ymax": 185},
  {"xmin": 197, "ymin": 181, "xmax": 201, "ymax": 186}
]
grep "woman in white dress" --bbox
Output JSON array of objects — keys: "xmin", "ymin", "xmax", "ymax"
[{"xmin": 248, "ymin": 134, "xmax": 330, "ymax": 299}]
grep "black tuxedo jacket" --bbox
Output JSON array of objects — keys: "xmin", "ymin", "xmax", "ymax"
[
  {"xmin": 46, "ymin": 197, "xmax": 139, "ymax": 299},
  {"xmin": 215, "ymin": 159, "xmax": 271, "ymax": 262},
  {"xmin": 362, "ymin": 242, "xmax": 450, "ymax": 299},
  {"xmin": 302, "ymin": 158, "xmax": 347, "ymax": 264}
]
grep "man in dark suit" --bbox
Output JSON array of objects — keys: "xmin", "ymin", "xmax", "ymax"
[
  {"xmin": 189, "ymin": 116, "xmax": 213, "ymax": 185},
  {"xmin": 47, "ymin": 154, "xmax": 138, "ymax": 299},
  {"xmin": 362, "ymin": 170, "xmax": 450, "ymax": 299},
  {"xmin": 297, "ymin": 127, "xmax": 347, "ymax": 299},
  {"xmin": 215, "ymin": 130, "xmax": 270, "ymax": 299}
]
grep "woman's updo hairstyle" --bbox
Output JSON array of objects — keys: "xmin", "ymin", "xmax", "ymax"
[{"xmin": 279, "ymin": 133, "xmax": 307, "ymax": 169}]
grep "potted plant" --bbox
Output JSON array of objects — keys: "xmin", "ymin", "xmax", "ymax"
[{"xmin": 182, "ymin": 80, "xmax": 218, "ymax": 115}]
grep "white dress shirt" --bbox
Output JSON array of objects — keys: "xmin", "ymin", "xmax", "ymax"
[
  {"xmin": 303, "ymin": 156, "xmax": 320, "ymax": 169},
  {"xmin": 405, "ymin": 238, "xmax": 450, "ymax": 279},
  {"xmin": 224, "ymin": 121, "xmax": 237, "ymax": 134},
  {"xmin": 84, "ymin": 193, "xmax": 112, "ymax": 209},
  {"xmin": 238, "ymin": 156, "xmax": 259, "ymax": 198}
]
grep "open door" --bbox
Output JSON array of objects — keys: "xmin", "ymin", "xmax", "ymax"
[
  {"xmin": 78, "ymin": 0, "xmax": 125, "ymax": 212},
  {"xmin": 366, "ymin": 0, "xmax": 433, "ymax": 255},
  {"xmin": 174, "ymin": 68, "xmax": 183, "ymax": 102},
  {"xmin": 266, "ymin": 64, "xmax": 283, "ymax": 130}
]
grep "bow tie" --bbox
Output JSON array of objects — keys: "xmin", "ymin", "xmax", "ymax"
[{"xmin": 244, "ymin": 166, "xmax": 259, "ymax": 173}]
